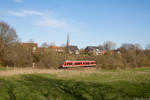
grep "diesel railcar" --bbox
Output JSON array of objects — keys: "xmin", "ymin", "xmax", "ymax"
[{"xmin": 60, "ymin": 60, "xmax": 96, "ymax": 68}]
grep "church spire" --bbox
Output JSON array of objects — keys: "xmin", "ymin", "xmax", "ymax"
[
  {"xmin": 66, "ymin": 34, "xmax": 70, "ymax": 47},
  {"xmin": 66, "ymin": 34, "xmax": 70, "ymax": 53}
]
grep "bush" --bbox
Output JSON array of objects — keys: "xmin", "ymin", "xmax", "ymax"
[
  {"xmin": 96, "ymin": 55, "xmax": 124, "ymax": 69},
  {"xmin": 37, "ymin": 50, "xmax": 64, "ymax": 69},
  {"xmin": 3, "ymin": 43, "xmax": 33, "ymax": 67}
]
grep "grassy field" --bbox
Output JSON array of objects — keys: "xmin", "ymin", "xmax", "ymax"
[{"xmin": 0, "ymin": 67, "xmax": 150, "ymax": 100}]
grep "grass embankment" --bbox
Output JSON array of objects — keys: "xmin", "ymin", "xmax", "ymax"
[{"xmin": 0, "ymin": 67, "xmax": 150, "ymax": 100}]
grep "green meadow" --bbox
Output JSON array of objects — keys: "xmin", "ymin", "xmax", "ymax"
[{"xmin": 0, "ymin": 68, "xmax": 150, "ymax": 100}]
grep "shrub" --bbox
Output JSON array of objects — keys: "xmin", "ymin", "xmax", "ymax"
[
  {"xmin": 37, "ymin": 50, "xmax": 64, "ymax": 69},
  {"xmin": 3, "ymin": 43, "xmax": 33, "ymax": 67}
]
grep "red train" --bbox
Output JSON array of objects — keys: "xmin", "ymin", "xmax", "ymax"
[{"xmin": 60, "ymin": 60, "xmax": 96, "ymax": 68}]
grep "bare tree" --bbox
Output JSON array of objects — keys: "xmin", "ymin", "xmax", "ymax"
[
  {"xmin": 0, "ymin": 22, "xmax": 18, "ymax": 60},
  {"xmin": 61, "ymin": 44, "xmax": 66, "ymax": 47},
  {"xmin": 103, "ymin": 41, "xmax": 116, "ymax": 50},
  {"xmin": 98, "ymin": 44, "xmax": 104, "ymax": 50},
  {"xmin": 41, "ymin": 42, "xmax": 49, "ymax": 48},
  {"xmin": 28, "ymin": 39, "xmax": 34, "ymax": 43},
  {"xmin": 146, "ymin": 44, "xmax": 150, "ymax": 50},
  {"xmin": 120, "ymin": 43, "xmax": 142, "ymax": 51},
  {"xmin": 134, "ymin": 43, "xmax": 142, "ymax": 50},
  {"xmin": 49, "ymin": 42, "xmax": 56, "ymax": 46},
  {"xmin": 0, "ymin": 22, "xmax": 33, "ymax": 67},
  {"xmin": 120, "ymin": 43, "xmax": 135, "ymax": 50}
]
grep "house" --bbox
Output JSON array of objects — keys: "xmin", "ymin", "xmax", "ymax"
[
  {"xmin": 39, "ymin": 46, "xmax": 65, "ymax": 53},
  {"xmin": 48, "ymin": 46, "xmax": 65, "ymax": 53},
  {"xmin": 113, "ymin": 49, "xmax": 121, "ymax": 55},
  {"xmin": 85, "ymin": 46, "xmax": 105, "ymax": 55},
  {"xmin": 68, "ymin": 45, "xmax": 79, "ymax": 54},
  {"xmin": 22, "ymin": 43, "xmax": 38, "ymax": 53}
]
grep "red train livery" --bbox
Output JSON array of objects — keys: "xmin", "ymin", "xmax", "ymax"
[{"xmin": 60, "ymin": 60, "xmax": 96, "ymax": 68}]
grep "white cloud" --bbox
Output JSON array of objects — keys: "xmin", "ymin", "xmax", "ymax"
[
  {"xmin": 9, "ymin": 9, "xmax": 70, "ymax": 29},
  {"xmin": 14, "ymin": 0, "xmax": 23, "ymax": 3},
  {"xmin": 34, "ymin": 17, "xmax": 67, "ymax": 28},
  {"xmin": 9, "ymin": 10, "xmax": 43, "ymax": 17}
]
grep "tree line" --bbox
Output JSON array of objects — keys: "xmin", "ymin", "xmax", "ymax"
[{"xmin": 0, "ymin": 22, "xmax": 150, "ymax": 69}]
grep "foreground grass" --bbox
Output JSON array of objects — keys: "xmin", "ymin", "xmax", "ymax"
[{"xmin": 0, "ymin": 68, "xmax": 150, "ymax": 100}]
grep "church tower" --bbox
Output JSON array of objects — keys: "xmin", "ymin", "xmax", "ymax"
[
  {"xmin": 66, "ymin": 34, "xmax": 70, "ymax": 47},
  {"xmin": 66, "ymin": 34, "xmax": 70, "ymax": 53}
]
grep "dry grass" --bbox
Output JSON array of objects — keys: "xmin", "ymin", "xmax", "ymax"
[
  {"xmin": 0, "ymin": 67, "xmax": 97, "ymax": 77},
  {"xmin": 0, "ymin": 67, "xmax": 150, "ymax": 83}
]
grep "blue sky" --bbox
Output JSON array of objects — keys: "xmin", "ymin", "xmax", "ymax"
[{"xmin": 0, "ymin": 0, "xmax": 150, "ymax": 48}]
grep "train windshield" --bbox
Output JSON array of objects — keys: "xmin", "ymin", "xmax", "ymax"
[{"xmin": 61, "ymin": 62, "xmax": 65, "ymax": 64}]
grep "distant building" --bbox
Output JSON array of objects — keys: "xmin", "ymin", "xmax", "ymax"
[
  {"xmin": 68, "ymin": 45, "xmax": 79, "ymax": 54},
  {"xmin": 22, "ymin": 43, "xmax": 38, "ymax": 53},
  {"xmin": 48, "ymin": 46, "xmax": 65, "ymax": 53},
  {"xmin": 113, "ymin": 50, "xmax": 121, "ymax": 55},
  {"xmin": 85, "ymin": 46, "xmax": 105, "ymax": 55},
  {"xmin": 65, "ymin": 34, "xmax": 79, "ymax": 54}
]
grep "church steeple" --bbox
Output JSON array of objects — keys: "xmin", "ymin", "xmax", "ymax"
[
  {"xmin": 66, "ymin": 34, "xmax": 70, "ymax": 53},
  {"xmin": 66, "ymin": 34, "xmax": 70, "ymax": 47}
]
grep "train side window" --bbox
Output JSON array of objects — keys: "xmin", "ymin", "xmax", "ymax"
[
  {"xmin": 67, "ymin": 63, "xmax": 72, "ymax": 65},
  {"xmin": 86, "ymin": 62, "xmax": 89, "ymax": 64},
  {"xmin": 75, "ymin": 62, "xmax": 80, "ymax": 65}
]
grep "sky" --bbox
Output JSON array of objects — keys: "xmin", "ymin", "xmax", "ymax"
[{"xmin": 0, "ymin": 0, "xmax": 150, "ymax": 48}]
